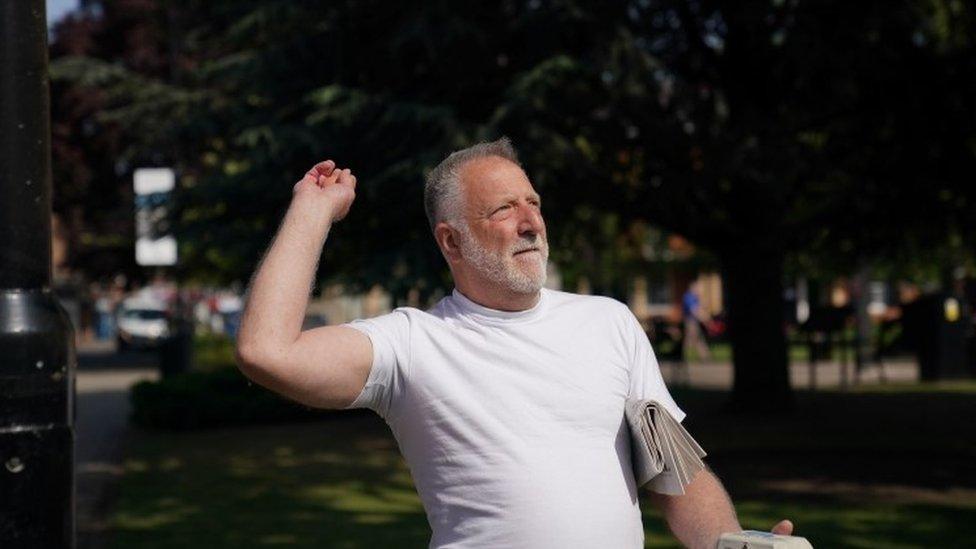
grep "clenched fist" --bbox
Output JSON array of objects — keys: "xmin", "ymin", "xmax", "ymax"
[{"xmin": 292, "ymin": 159, "xmax": 358, "ymax": 223}]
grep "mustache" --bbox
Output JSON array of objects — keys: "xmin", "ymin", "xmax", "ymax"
[{"xmin": 511, "ymin": 236, "xmax": 547, "ymax": 255}]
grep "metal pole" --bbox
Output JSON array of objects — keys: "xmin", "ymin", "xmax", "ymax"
[{"xmin": 1, "ymin": 1, "xmax": 77, "ymax": 547}]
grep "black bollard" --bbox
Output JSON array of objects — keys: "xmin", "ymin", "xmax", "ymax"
[{"xmin": 0, "ymin": 1, "xmax": 77, "ymax": 547}]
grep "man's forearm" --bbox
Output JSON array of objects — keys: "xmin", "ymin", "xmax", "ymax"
[
  {"xmin": 238, "ymin": 198, "xmax": 333, "ymax": 360},
  {"xmin": 650, "ymin": 469, "xmax": 741, "ymax": 549}
]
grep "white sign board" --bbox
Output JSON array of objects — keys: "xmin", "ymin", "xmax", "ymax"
[
  {"xmin": 136, "ymin": 236, "xmax": 178, "ymax": 266},
  {"xmin": 134, "ymin": 168, "xmax": 175, "ymax": 194},
  {"xmin": 133, "ymin": 167, "xmax": 178, "ymax": 266}
]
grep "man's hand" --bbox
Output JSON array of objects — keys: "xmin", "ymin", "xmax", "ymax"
[
  {"xmin": 292, "ymin": 159, "xmax": 357, "ymax": 223},
  {"xmin": 771, "ymin": 519, "xmax": 794, "ymax": 535}
]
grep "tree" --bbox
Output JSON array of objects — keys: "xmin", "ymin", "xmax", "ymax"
[
  {"xmin": 49, "ymin": 0, "xmax": 176, "ymax": 281},
  {"xmin": 490, "ymin": 0, "xmax": 976, "ymax": 410},
  {"xmin": 51, "ymin": 0, "xmax": 975, "ymax": 412}
]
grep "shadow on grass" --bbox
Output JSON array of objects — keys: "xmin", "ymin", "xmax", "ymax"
[
  {"xmin": 110, "ymin": 384, "xmax": 976, "ymax": 548},
  {"xmin": 672, "ymin": 386, "xmax": 976, "ymax": 490},
  {"xmin": 662, "ymin": 385, "xmax": 976, "ymax": 548},
  {"xmin": 109, "ymin": 417, "xmax": 430, "ymax": 548},
  {"xmin": 725, "ymin": 498, "xmax": 976, "ymax": 548},
  {"xmin": 639, "ymin": 491, "xmax": 976, "ymax": 548}
]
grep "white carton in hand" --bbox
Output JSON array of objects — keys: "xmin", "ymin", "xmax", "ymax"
[{"xmin": 717, "ymin": 530, "xmax": 814, "ymax": 549}]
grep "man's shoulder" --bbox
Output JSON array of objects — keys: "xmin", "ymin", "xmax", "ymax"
[
  {"xmin": 349, "ymin": 305, "xmax": 442, "ymax": 329},
  {"xmin": 542, "ymin": 290, "xmax": 643, "ymax": 346},
  {"xmin": 544, "ymin": 289, "xmax": 631, "ymax": 315}
]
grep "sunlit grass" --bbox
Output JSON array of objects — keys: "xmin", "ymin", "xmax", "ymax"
[
  {"xmin": 847, "ymin": 379, "xmax": 976, "ymax": 394},
  {"xmin": 707, "ymin": 342, "xmax": 841, "ymax": 363},
  {"xmin": 109, "ymin": 384, "xmax": 976, "ymax": 548},
  {"xmin": 109, "ymin": 419, "xmax": 431, "ymax": 549}
]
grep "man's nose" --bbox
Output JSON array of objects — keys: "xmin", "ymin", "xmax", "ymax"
[{"xmin": 517, "ymin": 204, "xmax": 544, "ymax": 236}]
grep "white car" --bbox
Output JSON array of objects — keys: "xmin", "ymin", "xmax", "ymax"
[{"xmin": 117, "ymin": 299, "xmax": 170, "ymax": 350}]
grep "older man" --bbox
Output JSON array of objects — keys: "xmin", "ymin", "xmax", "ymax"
[{"xmin": 237, "ymin": 139, "xmax": 791, "ymax": 548}]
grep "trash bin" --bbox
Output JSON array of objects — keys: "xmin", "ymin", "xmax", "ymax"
[
  {"xmin": 159, "ymin": 325, "xmax": 193, "ymax": 378},
  {"xmin": 902, "ymin": 293, "xmax": 969, "ymax": 381}
]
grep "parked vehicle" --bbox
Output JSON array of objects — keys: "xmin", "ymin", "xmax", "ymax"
[{"xmin": 117, "ymin": 299, "xmax": 169, "ymax": 350}]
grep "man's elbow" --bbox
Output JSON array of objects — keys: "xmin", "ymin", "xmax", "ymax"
[{"xmin": 235, "ymin": 340, "xmax": 277, "ymax": 376}]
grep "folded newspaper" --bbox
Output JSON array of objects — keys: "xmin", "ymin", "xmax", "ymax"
[{"xmin": 624, "ymin": 399, "xmax": 707, "ymax": 495}]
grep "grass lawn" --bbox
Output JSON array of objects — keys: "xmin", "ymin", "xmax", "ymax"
[
  {"xmin": 109, "ymin": 382, "xmax": 976, "ymax": 548},
  {"xmin": 192, "ymin": 334, "xmax": 239, "ymax": 373},
  {"xmin": 706, "ymin": 341, "xmax": 814, "ymax": 363}
]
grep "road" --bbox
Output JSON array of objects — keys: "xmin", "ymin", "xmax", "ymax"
[
  {"xmin": 660, "ymin": 357, "xmax": 918, "ymax": 389},
  {"xmin": 75, "ymin": 340, "xmax": 158, "ymax": 549}
]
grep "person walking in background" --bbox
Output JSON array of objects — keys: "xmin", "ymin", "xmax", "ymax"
[
  {"xmin": 93, "ymin": 284, "xmax": 116, "ymax": 340},
  {"xmin": 682, "ymin": 279, "xmax": 712, "ymax": 362}
]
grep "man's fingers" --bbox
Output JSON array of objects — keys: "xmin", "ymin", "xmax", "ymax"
[
  {"xmin": 337, "ymin": 168, "xmax": 355, "ymax": 186},
  {"xmin": 296, "ymin": 161, "xmax": 352, "ymax": 194},
  {"xmin": 771, "ymin": 519, "xmax": 794, "ymax": 535},
  {"xmin": 317, "ymin": 170, "xmax": 341, "ymax": 188},
  {"xmin": 315, "ymin": 159, "xmax": 336, "ymax": 174},
  {"xmin": 305, "ymin": 159, "xmax": 336, "ymax": 180}
]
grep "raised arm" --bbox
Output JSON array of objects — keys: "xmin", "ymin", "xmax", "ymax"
[{"xmin": 235, "ymin": 160, "xmax": 373, "ymax": 409}]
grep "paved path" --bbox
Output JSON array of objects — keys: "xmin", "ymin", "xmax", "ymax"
[
  {"xmin": 660, "ymin": 358, "xmax": 918, "ymax": 389},
  {"xmin": 75, "ymin": 341, "xmax": 158, "ymax": 549}
]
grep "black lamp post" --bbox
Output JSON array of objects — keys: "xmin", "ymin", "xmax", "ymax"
[{"xmin": 1, "ymin": 1, "xmax": 77, "ymax": 547}]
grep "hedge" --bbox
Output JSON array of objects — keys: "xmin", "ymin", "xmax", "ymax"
[{"xmin": 130, "ymin": 366, "xmax": 364, "ymax": 430}]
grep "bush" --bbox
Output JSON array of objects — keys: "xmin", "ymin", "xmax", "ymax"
[
  {"xmin": 130, "ymin": 366, "xmax": 361, "ymax": 430},
  {"xmin": 191, "ymin": 333, "xmax": 238, "ymax": 373}
]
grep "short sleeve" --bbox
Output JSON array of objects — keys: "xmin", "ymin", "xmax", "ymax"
[
  {"xmin": 624, "ymin": 309, "xmax": 686, "ymax": 422},
  {"xmin": 342, "ymin": 309, "xmax": 411, "ymax": 418}
]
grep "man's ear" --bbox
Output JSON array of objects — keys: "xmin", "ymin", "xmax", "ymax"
[{"xmin": 435, "ymin": 222, "xmax": 463, "ymax": 263}]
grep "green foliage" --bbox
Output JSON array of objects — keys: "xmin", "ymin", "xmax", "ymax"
[
  {"xmin": 190, "ymin": 333, "xmax": 237, "ymax": 373},
  {"xmin": 51, "ymin": 56, "xmax": 207, "ymax": 161},
  {"xmin": 51, "ymin": 1, "xmax": 976, "ymax": 408},
  {"xmin": 51, "ymin": 0, "xmax": 976, "ymax": 283}
]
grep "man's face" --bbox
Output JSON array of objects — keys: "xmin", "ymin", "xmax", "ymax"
[{"xmin": 454, "ymin": 156, "xmax": 549, "ymax": 295}]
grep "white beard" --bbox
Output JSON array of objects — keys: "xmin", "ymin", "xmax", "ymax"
[{"xmin": 456, "ymin": 223, "xmax": 548, "ymax": 295}]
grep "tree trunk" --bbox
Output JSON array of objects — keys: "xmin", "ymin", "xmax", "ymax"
[{"xmin": 721, "ymin": 246, "xmax": 793, "ymax": 412}]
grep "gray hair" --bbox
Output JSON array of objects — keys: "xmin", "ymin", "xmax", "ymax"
[{"xmin": 423, "ymin": 137, "xmax": 521, "ymax": 232}]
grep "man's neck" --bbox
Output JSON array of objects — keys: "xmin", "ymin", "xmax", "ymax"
[{"xmin": 455, "ymin": 283, "xmax": 541, "ymax": 312}]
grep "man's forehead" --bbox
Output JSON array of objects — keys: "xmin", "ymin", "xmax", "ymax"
[{"xmin": 459, "ymin": 156, "xmax": 537, "ymax": 202}]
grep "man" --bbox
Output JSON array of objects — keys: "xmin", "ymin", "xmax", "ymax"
[
  {"xmin": 236, "ymin": 138, "xmax": 793, "ymax": 548},
  {"xmin": 682, "ymin": 280, "xmax": 713, "ymax": 363}
]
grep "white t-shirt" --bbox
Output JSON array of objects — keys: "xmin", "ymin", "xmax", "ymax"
[{"xmin": 345, "ymin": 288, "xmax": 684, "ymax": 548}]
